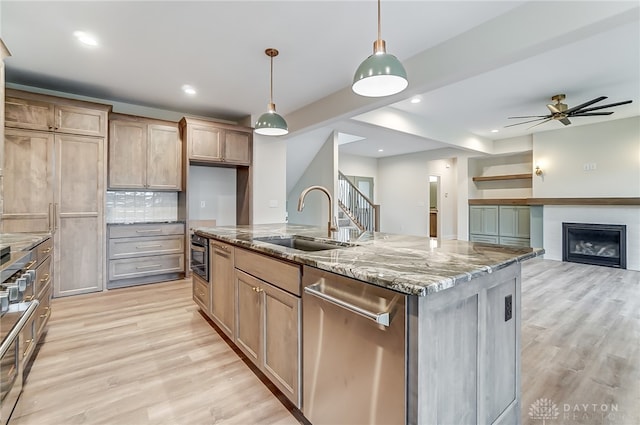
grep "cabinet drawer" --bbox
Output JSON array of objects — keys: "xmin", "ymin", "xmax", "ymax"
[
  {"xmin": 36, "ymin": 284, "xmax": 53, "ymax": 339},
  {"xmin": 35, "ymin": 255, "xmax": 52, "ymax": 299},
  {"xmin": 235, "ymin": 248, "xmax": 301, "ymax": 296},
  {"xmin": 109, "ymin": 254, "xmax": 184, "ymax": 280},
  {"xmin": 109, "ymin": 235, "xmax": 184, "ymax": 259},
  {"xmin": 470, "ymin": 234, "xmax": 499, "ymax": 244},
  {"xmin": 498, "ymin": 236, "xmax": 530, "ymax": 247},
  {"xmin": 109, "ymin": 223, "xmax": 185, "ymax": 238},
  {"xmin": 193, "ymin": 275, "xmax": 209, "ymax": 311},
  {"xmin": 35, "ymin": 238, "xmax": 53, "ymax": 264}
]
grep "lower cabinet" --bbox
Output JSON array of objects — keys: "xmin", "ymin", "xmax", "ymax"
[
  {"xmin": 470, "ymin": 205, "xmax": 531, "ymax": 247},
  {"xmin": 235, "ymin": 269, "xmax": 301, "ymax": 407},
  {"xmin": 210, "ymin": 240, "xmax": 235, "ymax": 339},
  {"xmin": 107, "ymin": 222, "xmax": 185, "ymax": 288},
  {"xmin": 192, "ymin": 274, "xmax": 209, "ymax": 311}
]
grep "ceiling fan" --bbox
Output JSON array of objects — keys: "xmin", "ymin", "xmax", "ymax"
[{"xmin": 506, "ymin": 94, "xmax": 633, "ymax": 129}]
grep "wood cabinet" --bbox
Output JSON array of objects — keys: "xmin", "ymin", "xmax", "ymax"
[
  {"xmin": 470, "ymin": 205, "xmax": 530, "ymax": 247},
  {"xmin": 107, "ymin": 222, "xmax": 185, "ymax": 288},
  {"xmin": 210, "ymin": 240, "xmax": 235, "ymax": 338},
  {"xmin": 5, "ymin": 90, "xmax": 107, "ymax": 137},
  {"xmin": 181, "ymin": 117, "xmax": 251, "ymax": 166},
  {"xmin": 192, "ymin": 274, "xmax": 209, "ymax": 311},
  {"xmin": 108, "ymin": 114, "xmax": 181, "ymax": 190},
  {"xmin": 234, "ymin": 269, "xmax": 301, "ymax": 406},
  {"xmin": 3, "ymin": 90, "xmax": 108, "ymax": 298}
]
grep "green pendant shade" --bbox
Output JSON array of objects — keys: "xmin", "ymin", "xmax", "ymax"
[
  {"xmin": 352, "ymin": 51, "xmax": 408, "ymax": 97},
  {"xmin": 255, "ymin": 48, "xmax": 289, "ymax": 136},
  {"xmin": 255, "ymin": 109, "xmax": 288, "ymax": 136}
]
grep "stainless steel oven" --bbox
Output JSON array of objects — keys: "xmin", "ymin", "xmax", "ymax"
[{"xmin": 190, "ymin": 234, "xmax": 209, "ymax": 281}]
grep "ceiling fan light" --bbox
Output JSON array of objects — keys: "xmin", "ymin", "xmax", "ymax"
[
  {"xmin": 352, "ymin": 52, "xmax": 408, "ymax": 97},
  {"xmin": 255, "ymin": 110, "xmax": 288, "ymax": 136}
]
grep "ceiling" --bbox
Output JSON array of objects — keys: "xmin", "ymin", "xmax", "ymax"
[{"xmin": 2, "ymin": 1, "xmax": 639, "ymax": 189}]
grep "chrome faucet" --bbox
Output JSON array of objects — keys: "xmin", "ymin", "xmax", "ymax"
[{"xmin": 297, "ymin": 185, "xmax": 339, "ymax": 236}]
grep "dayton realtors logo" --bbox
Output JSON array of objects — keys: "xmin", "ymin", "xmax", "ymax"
[{"xmin": 529, "ymin": 398, "xmax": 560, "ymax": 425}]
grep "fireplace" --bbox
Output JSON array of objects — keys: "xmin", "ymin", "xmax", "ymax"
[{"xmin": 562, "ymin": 223, "xmax": 627, "ymax": 269}]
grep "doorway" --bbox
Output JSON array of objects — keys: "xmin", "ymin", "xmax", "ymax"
[{"xmin": 428, "ymin": 176, "xmax": 440, "ymax": 238}]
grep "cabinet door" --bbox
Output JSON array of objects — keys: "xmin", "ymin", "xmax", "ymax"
[
  {"xmin": 210, "ymin": 241, "xmax": 235, "ymax": 339},
  {"xmin": 499, "ymin": 206, "xmax": 530, "ymax": 238},
  {"xmin": 108, "ymin": 120, "xmax": 147, "ymax": 189},
  {"xmin": 55, "ymin": 134, "xmax": 104, "ymax": 297},
  {"xmin": 482, "ymin": 206, "xmax": 499, "ymax": 235},
  {"xmin": 188, "ymin": 124, "xmax": 222, "ymax": 162},
  {"xmin": 223, "ymin": 130, "xmax": 251, "ymax": 165},
  {"xmin": 469, "ymin": 207, "xmax": 484, "ymax": 235},
  {"xmin": 514, "ymin": 207, "xmax": 530, "ymax": 238},
  {"xmin": 147, "ymin": 124, "xmax": 181, "ymax": 190},
  {"xmin": 235, "ymin": 270, "xmax": 262, "ymax": 366},
  {"xmin": 2, "ymin": 129, "xmax": 54, "ymax": 232},
  {"xmin": 262, "ymin": 282, "xmax": 300, "ymax": 407},
  {"xmin": 5, "ymin": 96, "xmax": 54, "ymax": 131},
  {"xmin": 55, "ymin": 104, "xmax": 107, "ymax": 137}
]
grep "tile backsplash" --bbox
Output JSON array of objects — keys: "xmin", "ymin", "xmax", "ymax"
[{"xmin": 106, "ymin": 191, "xmax": 178, "ymax": 223}]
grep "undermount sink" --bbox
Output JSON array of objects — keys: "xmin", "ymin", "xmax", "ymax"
[{"xmin": 254, "ymin": 235, "xmax": 353, "ymax": 252}]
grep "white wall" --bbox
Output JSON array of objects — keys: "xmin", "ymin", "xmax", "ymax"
[
  {"xmin": 467, "ymin": 151, "xmax": 533, "ymax": 199},
  {"xmin": 533, "ymin": 117, "xmax": 640, "ymax": 197},
  {"xmin": 287, "ymin": 132, "xmax": 338, "ymax": 226},
  {"xmin": 188, "ymin": 165, "xmax": 236, "ymax": 225},
  {"xmin": 377, "ymin": 149, "xmax": 458, "ymax": 238},
  {"xmin": 338, "ymin": 153, "xmax": 379, "ymax": 201},
  {"xmin": 252, "ymin": 135, "xmax": 287, "ymax": 224}
]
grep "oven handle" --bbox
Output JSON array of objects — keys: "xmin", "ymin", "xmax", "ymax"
[
  {"xmin": 191, "ymin": 245, "xmax": 206, "ymax": 253},
  {"xmin": 0, "ymin": 300, "xmax": 40, "ymax": 358}
]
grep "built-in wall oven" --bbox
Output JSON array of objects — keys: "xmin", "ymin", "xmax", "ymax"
[{"xmin": 190, "ymin": 234, "xmax": 209, "ymax": 281}]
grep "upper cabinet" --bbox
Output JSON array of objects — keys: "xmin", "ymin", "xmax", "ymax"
[
  {"xmin": 5, "ymin": 89, "xmax": 107, "ymax": 137},
  {"xmin": 180, "ymin": 117, "xmax": 251, "ymax": 166},
  {"xmin": 108, "ymin": 114, "xmax": 182, "ymax": 191}
]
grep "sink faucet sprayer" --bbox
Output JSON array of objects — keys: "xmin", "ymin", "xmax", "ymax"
[{"xmin": 297, "ymin": 185, "xmax": 339, "ymax": 237}]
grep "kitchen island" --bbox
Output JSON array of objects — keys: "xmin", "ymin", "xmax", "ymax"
[{"xmin": 194, "ymin": 224, "xmax": 543, "ymax": 425}]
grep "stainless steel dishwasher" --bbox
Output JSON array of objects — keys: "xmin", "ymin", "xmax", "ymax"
[{"xmin": 302, "ymin": 266, "xmax": 407, "ymax": 425}]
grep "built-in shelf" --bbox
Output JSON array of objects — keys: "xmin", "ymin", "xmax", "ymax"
[
  {"xmin": 469, "ymin": 198, "xmax": 640, "ymax": 206},
  {"xmin": 472, "ymin": 173, "xmax": 532, "ymax": 182}
]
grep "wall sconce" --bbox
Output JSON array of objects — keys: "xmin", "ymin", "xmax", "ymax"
[{"xmin": 535, "ymin": 165, "xmax": 543, "ymax": 176}]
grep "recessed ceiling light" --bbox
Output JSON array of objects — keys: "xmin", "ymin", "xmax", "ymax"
[
  {"xmin": 182, "ymin": 85, "xmax": 196, "ymax": 95},
  {"xmin": 491, "ymin": 129, "xmax": 499, "ymax": 133},
  {"xmin": 378, "ymin": 149, "xmax": 384, "ymax": 152},
  {"xmin": 73, "ymin": 31, "xmax": 98, "ymax": 46},
  {"xmin": 410, "ymin": 97, "xmax": 421, "ymax": 104}
]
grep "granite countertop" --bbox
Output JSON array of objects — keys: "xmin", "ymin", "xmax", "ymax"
[
  {"xmin": 1, "ymin": 233, "xmax": 52, "ymax": 281},
  {"xmin": 107, "ymin": 220, "xmax": 186, "ymax": 225},
  {"xmin": 195, "ymin": 224, "xmax": 544, "ymax": 297}
]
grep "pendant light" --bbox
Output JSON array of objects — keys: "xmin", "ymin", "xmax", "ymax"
[
  {"xmin": 352, "ymin": 0, "xmax": 408, "ymax": 97},
  {"xmin": 255, "ymin": 48, "xmax": 288, "ymax": 136}
]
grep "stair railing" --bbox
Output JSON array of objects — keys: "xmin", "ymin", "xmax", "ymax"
[{"xmin": 337, "ymin": 171, "xmax": 380, "ymax": 232}]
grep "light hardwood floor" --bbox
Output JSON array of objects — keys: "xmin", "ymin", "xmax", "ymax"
[{"xmin": 9, "ymin": 259, "xmax": 640, "ymax": 425}]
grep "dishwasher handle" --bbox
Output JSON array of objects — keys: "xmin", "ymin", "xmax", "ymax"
[{"xmin": 304, "ymin": 283, "xmax": 390, "ymax": 327}]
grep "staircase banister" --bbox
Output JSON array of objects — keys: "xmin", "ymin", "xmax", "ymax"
[{"xmin": 338, "ymin": 171, "xmax": 375, "ymax": 206}]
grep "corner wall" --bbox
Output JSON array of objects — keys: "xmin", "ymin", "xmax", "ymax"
[
  {"xmin": 253, "ymin": 136, "xmax": 287, "ymax": 224},
  {"xmin": 287, "ymin": 132, "xmax": 338, "ymax": 226}
]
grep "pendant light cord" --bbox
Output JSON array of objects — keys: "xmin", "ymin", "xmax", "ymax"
[
  {"xmin": 270, "ymin": 54, "xmax": 274, "ymax": 105},
  {"xmin": 377, "ymin": 0, "xmax": 381, "ymax": 41}
]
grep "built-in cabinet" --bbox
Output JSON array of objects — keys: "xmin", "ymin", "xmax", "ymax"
[
  {"xmin": 470, "ymin": 205, "xmax": 530, "ymax": 247},
  {"xmin": 209, "ymin": 240, "xmax": 235, "ymax": 338},
  {"xmin": 3, "ymin": 89, "xmax": 109, "ymax": 297},
  {"xmin": 182, "ymin": 117, "xmax": 251, "ymax": 166},
  {"xmin": 107, "ymin": 222, "xmax": 185, "ymax": 288},
  {"xmin": 193, "ymin": 237, "xmax": 301, "ymax": 408},
  {"xmin": 108, "ymin": 114, "xmax": 182, "ymax": 190},
  {"xmin": 21, "ymin": 237, "xmax": 53, "ymax": 366}
]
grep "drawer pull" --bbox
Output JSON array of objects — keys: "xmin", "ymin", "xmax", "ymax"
[
  {"xmin": 252, "ymin": 286, "xmax": 263, "ymax": 293},
  {"xmin": 26, "ymin": 260, "xmax": 37, "ymax": 269},
  {"xmin": 135, "ymin": 244, "xmax": 163, "ymax": 249},
  {"xmin": 40, "ymin": 273, "xmax": 50, "ymax": 283},
  {"xmin": 25, "ymin": 295, "xmax": 34, "ymax": 302},
  {"xmin": 136, "ymin": 264, "xmax": 161, "ymax": 269},
  {"xmin": 136, "ymin": 229, "xmax": 162, "ymax": 233},
  {"xmin": 212, "ymin": 243, "xmax": 229, "ymax": 251},
  {"xmin": 42, "ymin": 247, "xmax": 52, "ymax": 254}
]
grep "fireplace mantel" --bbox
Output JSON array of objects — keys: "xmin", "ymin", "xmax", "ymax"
[{"xmin": 468, "ymin": 198, "xmax": 640, "ymax": 206}]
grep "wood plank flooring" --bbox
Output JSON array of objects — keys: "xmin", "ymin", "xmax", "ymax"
[{"xmin": 8, "ymin": 259, "xmax": 640, "ymax": 425}]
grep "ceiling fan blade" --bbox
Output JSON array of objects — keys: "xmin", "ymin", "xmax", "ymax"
[
  {"xmin": 507, "ymin": 115, "xmax": 549, "ymax": 119},
  {"xmin": 504, "ymin": 117, "xmax": 547, "ymax": 128},
  {"xmin": 527, "ymin": 118, "xmax": 552, "ymax": 129},
  {"xmin": 547, "ymin": 104, "xmax": 561, "ymax": 114},
  {"xmin": 571, "ymin": 100, "xmax": 632, "ymax": 114},
  {"xmin": 564, "ymin": 96, "xmax": 607, "ymax": 114},
  {"xmin": 559, "ymin": 117, "xmax": 571, "ymax": 125},
  {"xmin": 570, "ymin": 112, "xmax": 614, "ymax": 116}
]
